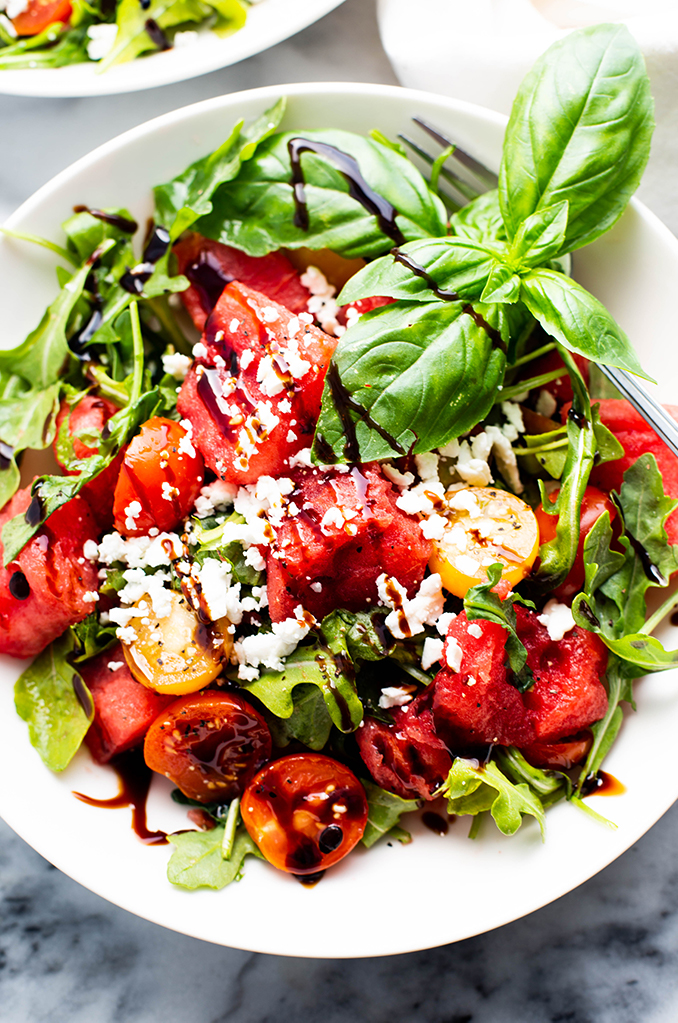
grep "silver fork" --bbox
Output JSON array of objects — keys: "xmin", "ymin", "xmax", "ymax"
[{"xmin": 402, "ymin": 118, "xmax": 678, "ymax": 460}]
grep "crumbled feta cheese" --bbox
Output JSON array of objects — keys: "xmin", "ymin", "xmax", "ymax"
[
  {"xmin": 173, "ymin": 29, "xmax": 198, "ymax": 46},
  {"xmin": 235, "ymin": 607, "xmax": 314, "ymax": 672},
  {"xmin": 257, "ymin": 355, "xmax": 286, "ymax": 397},
  {"xmin": 467, "ymin": 623, "xmax": 483, "ymax": 639},
  {"xmin": 455, "ymin": 553, "xmax": 481, "ymax": 578},
  {"xmin": 244, "ymin": 546, "xmax": 266, "ymax": 572},
  {"xmin": 117, "ymin": 568, "xmax": 173, "ymax": 618},
  {"xmin": 501, "ymin": 400, "xmax": 524, "ymax": 436},
  {"xmin": 379, "ymin": 686, "xmax": 414, "ymax": 710},
  {"xmin": 301, "ymin": 266, "xmax": 343, "ymax": 336},
  {"xmin": 178, "ymin": 419, "xmax": 197, "ymax": 458},
  {"xmin": 194, "ymin": 478, "xmax": 237, "ymax": 517},
  {"xmin": 447, "ymin": 489, "xmax": 482, "ymax": 518},
  {"xmin": 192, "ymin": 341, "xmax": 208, "ymax": 359},
  {"xmin": 83, "ymin": 539, "xmax": 99, "ymax": 561},
  {"xmin": 485, "ymin": 424, "xmax": 523, "ymax": 495},
  {"xmin": 238, "ymin": 664, "xmax": 260, "ymax": 681},
  {"xmin": 377, "ymin": 573, "xmax": 445, "ymax": 640},
  {"xmin": 420, "ymin": 514, "xmax": 447, "ymax": 541},
  {"xmin": 382, "ymin": 464, "xmax": 415, "ymax": 489},
  {"xmin": 124, "ymin": 500, "xmax": 143, "ymax": 533},
  {"xmin": 537, "ymin": 599, "xmax": 576, "ymax": 642},
  {"xmin": 116, "ymin": 626, "xmax": 138, "ymax": 645},
  {"xmin": 455, "ymin": 436, "xmax": 493, "ymax": 487},
  {"xmin": 421, "ymin": 637, "xmax": 444, "ymax": 671},
  {"xmin": 536, "ymin": 389, "xmax": 558, "ymax": 419},
  {"xmin": 86, "ymin": 22, "xmax": 117, "ymax": 61},
  {"xmin": 446, "ymin": 636, "xmax": 463, "ymax": 672},
  {"xmin": 82, "ymin": 591, "xmax": 99, "ymax": 603},
  {"xmin": 162, "ymin": 351, "xmax": 191, "ymax": 381},
  {"xmin": 107, "ymin": 661, "xmax": 124, "ymax": 672},
  {"xmin": 436, "ymin": 611, "xmax": 457, "ymax": 636},
  {"xmin": 415, "ymin": 452, "xmax": 439, "ymax": 483},
  {"xmin": 240, "ymin": 349, "xmax": 254, "ymax": 370}
]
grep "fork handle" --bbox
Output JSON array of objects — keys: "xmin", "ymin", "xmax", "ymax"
[{"xmin": 597, "ymin": 364, "xmax": 678, "ymax": 460}]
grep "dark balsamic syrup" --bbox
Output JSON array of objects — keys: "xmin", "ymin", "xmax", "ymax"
[
  {"xmin": 287, "ymin": 137, "xmax": 405, "ymax": 245},
  {"xmin": 671, "ymin": 610, "xmax": 678, "ymax": 626},
  {"xmin": 0, "ymin": 440, "xmax": 14, "ymax": 470},
  {"xmin": 144, "ymin": 18, "xmax": 171, "ymax": 50},
  {"xmin": 390, "ymin": 248, "xmax": 460, "ymax": 301},
  {"xmin": 72, "ymin": 674, "xmax": 94, "ymax": 717},
  {"xmin": 421, "ymin": 811, "xmax": 449, "ymax": 835},
  {"xmin": 325, "ymin": 362, "xmax": 405, "ymax": 463},
  {"xmin": 626, "ymin": 528, "xmax": 667, "ymax": 585},
  {"xmin": 296, "ymin": 870, "xmax": 325, "ymax": 887},
  {"xmin": 73, "ymin": 749, "xmax": 168, "ymax": 845},
  {"xmin": 185, "ymin": 255, "xmax": 234, "ymax": 316},
  {"xmin": 72, "ymin": 206, "xmax": 138, "ymax": 234},
  {"xmin": 24, "ymin": 492, "xmax": 45, "ymax": 527},
  {"xmin": 120, "ymin": 225, "xmax": 171, "ymax": 295},
  {"xmin": 581, "ymin": 770, "xmax": 626, "ymax": 797}
]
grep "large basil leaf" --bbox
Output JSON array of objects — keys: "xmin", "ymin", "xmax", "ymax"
[
  {"xmin": 238, "ymin": 644, "xmax": 363, "ymax": 733},
  {"xmin": 154, "ymin": 100, "xmax": 285, "ymax": 240},
  {"xmin": 195, "ymin": 129, "xmax": 447, "ymax": 259},
  {"xmin": 167, "ymin": 824, "xmax": 261, "ymax": 890},
  {"xmin": 14, "ymin": 631, "xmax": 93, "ymax": 772},
  {"xmin": 450, "ymin": 190, "xmax": 506, "ymax": 243},
  {"xmin": 521, "ymin": 269, "xmax": 649, "ymax": 380},
  {"xmin": 500, "ymin": 23, "xmax": 653, "ymax": 253},
  {"xmin": 337, "ymin": 237, "xmax": 498, "ymax": 306},
  {"xmin": 313, "ymin": 300, "xmax": 506, "ymax": 462}
]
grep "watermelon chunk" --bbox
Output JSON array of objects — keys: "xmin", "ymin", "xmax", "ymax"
[
  {"xmin": 177, "ymin": 281, "xmax": 337, "ymax": 484},
  {"xmin": 54, "ymin": 394, "xmax": 123, "ymax": 530},
  {"xmin": 266, "ymin": 463, "xmax": 432, "ymax": 621},
  {"xmin": 0, "ymin": 485, "xmax": 100, "ymax": 658},
  {"xmin": 81, "ymin": 644, "xmax": 174, "ymax": 763},
  {"xmin": 174, "ymin": 233, "xmax": 310, "ymax": 331}
]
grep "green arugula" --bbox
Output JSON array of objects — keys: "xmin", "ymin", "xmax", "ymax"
[
  {"xmin": 360, "ymin": 779, "xmax": 419, "ymax": 848},
  {"xmin": 439, "ymin": 757, "xmax": 546, "ymax": 838},
  {"xmin": 14, "ymin": 631, "xmax": 93, "ymax": 772},
  {"xmin": 265, "ymin": 683, "xmax": 333, "ymax": 751},
  {"xmin": 464, "ymin": 564, "xmax": 535, "ymax": 692},
  {"xmin": 167, "ymin": 824, "xmax": 262, "ymax": 890}
]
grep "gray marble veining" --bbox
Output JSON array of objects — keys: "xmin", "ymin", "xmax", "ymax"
[{"xmin": 3, "ymin": 2, "xmax": 678, "ymax": 1020}]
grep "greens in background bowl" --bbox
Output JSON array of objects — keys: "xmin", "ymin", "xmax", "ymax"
[{"xmin": 2, "ymin": 65, "xmax": 678, "ymax": 957}]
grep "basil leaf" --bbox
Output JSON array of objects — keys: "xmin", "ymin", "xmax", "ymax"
[
  {"xmin": 360, "ymin": 779, "xmax": 418, "ymax": 849},
  {"xmin": 100, "ymin": 0, "xmax": 206, "ymax": 69},
  {"xmin": 196, "ymin": 129, "xmax": 447, "ymax": 259},
  {"xmin": 500, "ymin": 23, "xmax": 653, "ymax": 253},
  {"xmin": 439, "ymin": 758, "xmax": 546, "ymax": 838},
  {"xmin": 2, "ymin": 387, "xmax": 163, "ymax": 565},
  {"xmin": 337, "ymin": 237, "xmax": 498, "ymax": 306},
  {"xmin": 313, "ymin": 300, "xmax": 506, "ymax": 462},
  {"xmin": 464, "ymin": 563, "xmax": 535, "ymax": 692},
  {"xmin": 167, "ymin": 824, "xmax": 261, "ymax": 890},
  {"xmin": 238, "ymin": 644, "xmax": 363, "ymax": 733},
  {"xmin": 14, "ymin": 631, "xmax": 93, "ymax": 772},
  {"xmin": 508, "ymin": 201, "xmax": 569, "ymax": 269},
  {"xmin": 450, "ymin": 189, "xmax": 506, "ymax": 243},
  {"xmin": 154, "ymin": 100, "xmax": 286, "ymax": 240},
  {"xmin": 521, "ymin": 269, "xmax": 650, "ymax": 380},
  {"xmin": 479, "ymin": 262, "xmax": 521, "ymax": 304},
  {"xmin": 265, "ymin": 683, "xmax": 333, "ymax": 751},
  {"xmin": 71, "ymin": 614, "xmax": 118, "ymax": 663}
]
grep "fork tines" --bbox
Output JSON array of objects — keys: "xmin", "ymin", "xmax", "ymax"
[{"xmin": 412, "ymin": 116, "xmax": 499, "ymax": 190}]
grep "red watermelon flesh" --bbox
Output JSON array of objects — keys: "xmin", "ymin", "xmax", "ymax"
[
  {"xmin": 174, "ymin": 233, "xmax": 310, "ymax": 331},
  {"xmin": 54, "ymin": 395, "xmax": 123, "ymax": 530}
]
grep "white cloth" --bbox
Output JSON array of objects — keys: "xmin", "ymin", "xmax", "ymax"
[{"xmin": 377, "ymin": 0, "xmax": 678, "ymax": 232}]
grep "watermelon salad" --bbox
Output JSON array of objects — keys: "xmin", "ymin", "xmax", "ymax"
[{"xmin": 1, "ymin": 24, "xmax": 675, "ymax": 891}]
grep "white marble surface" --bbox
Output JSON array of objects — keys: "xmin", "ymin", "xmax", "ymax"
[{"xmin": 3, "ymin": 1, "xmax": 678, "ymax": 1017}]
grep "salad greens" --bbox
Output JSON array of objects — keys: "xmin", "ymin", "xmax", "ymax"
[
  {"xmin": 0, "ymin": 0, "xmax": 249, "ymax": 72},
  {"xmin": 4, "ymin": 22, "xmax": 678, "ymax": 895}
]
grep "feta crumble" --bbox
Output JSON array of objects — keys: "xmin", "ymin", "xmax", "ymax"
[{"xmin": 537, "ymin": 599, "xmax": 576, "ymax": 642}]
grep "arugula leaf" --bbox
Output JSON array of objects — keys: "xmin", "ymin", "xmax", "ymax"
[
  {"xmin": 575, "ymin": 655, "xmax": 629, "ymax": 795},
  {"xmin": 360, "ymin": 779, "xmax": 419, "ymax": 848},
  {"xmin": 100, "ymin": 0, "xmax": 206, "ymax": 69},
  {"xmin": 2, "ymin": 387, "xmax": 163, "ymax": 565},
  {"xmin": 464, "ymin": 564, "xmax": 535, "ymax": 692},
  {"xmin": 0, "ymin": 23, "xmax": 90, "ymax": 69},
  {"xmin": 499, "ymin": 23, "xmax": 653, "ymax": 254},
  {"xmin": 571, "ymin": 454, "xmax": 678, "ymax": 670},
  {"xmin": 196, "ymin": 129, "xmax": 447, "ymax": 259},
  {"xmin": 494, "ymin": 747, "xmax": 568, "ymax": 806},
  {"xmin": 320, "ymin": 609, "xmax": 392, "ymax": 663},
  {"xmin": 62, "ymin": 207, "xmax": 138, "ymax": 262},
  {"xmin": 265, "ymin": 683, "xmax": 333, "ymax": 751},
  {"xmin": 439, "ymin": 757, "xmax": 546, "ymax": 838},
  {"xmin": 205, "ymin": 0, "xmax": 247, "ymax": 36},
  {"xmin": 337, "ymin": 237, "xmax": 498, "ymax": 306},
  {"xmin": 14, "ymin": 631, "xmax": 93, "ymax": 772},
  {"xmin": 167, "ymin": 824, "xmax": 261, "ymax": 890},
  {"xmin": 154, "ymin": 100, "xmax": 285, "ymax": 240},
  {"xmin": 0, "ymin": 381, "xmax": 60, "ymax": 510},
  {"xmin": 313, "ymin": 300, "xmax": 506, "ymax": 462},
  {"xmin": 238, "ymin": 644, "xmax": 363, "ymax": 733},
  {"xmin": 521, "ymin": 269, "xmax": 650, "ymax": 380}
]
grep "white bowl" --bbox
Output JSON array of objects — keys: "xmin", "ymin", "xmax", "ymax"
[
  {"xmin": 0, "ymin": 0, "xmax": 346, "ymax": 97},
  {"xmin": 1, "ymin": 82, "xmax": 678, "ymax": 959}
]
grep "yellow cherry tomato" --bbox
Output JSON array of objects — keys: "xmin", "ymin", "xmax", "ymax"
[
  {"xmin": 430, "ymin": 486, "xmax": 540, "ymax": 598},
  {"xmin": 121, "ymin": 590, "xmax": 233, "ymax": 695}
]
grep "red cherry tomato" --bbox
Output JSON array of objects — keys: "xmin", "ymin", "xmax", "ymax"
[
  {"xmin": 113, "ymin": 416, "xmax": 204, "ymax": 536},
  {"xmin": 144, "ymin": 692, "xmax": 272, "ymax": 803},
  {"xmin": 12, "ymin": 0, "xmax": 71, "ymax": 34},
  {"xmin": 241, "ymin": 754, "xmax": 368, "ymax": 876},
  {"xmin": 535, "ymin": 486, "xmax": 616, "ymax": 600}
]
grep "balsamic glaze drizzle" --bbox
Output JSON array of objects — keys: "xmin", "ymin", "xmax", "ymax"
[
  {"xmin": 120, "ymin": 224, "xmax": 171, "ymax": 295},
  {"xmin": 0, "ymin": 440, "xmax": 14, "ymax": 470},
  {"xmin": 24, "ymin": 492, "xmax": 44, "ymax": 528},
  {"xmin": 144, "ymin": 18, "xmax": 171, "ymax": 50},
  {"xmin": 625, "ymin": 528, "xmax": 667, "ymax": 585},
  {"xmin": 287, "ymin": 137, "xmax": 405, "ymax": 245},
  {"xmin": 72, "ymin": 206, "xmax": 138, "ymax": 235},
  {"xmin": 185, "ymin": 257, "xmax": 234, "ymax": 316},
  {"xmin": 324, "ymin": 362, "xmax": 406, "ymax": 464},
  {"xmin": 390, "ymin": 248, "xmax": 460, "ymax": 301}
]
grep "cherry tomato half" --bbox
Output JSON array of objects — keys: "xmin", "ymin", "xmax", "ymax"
[
  {"xmin": 144, "ymin": 692, "xmax": 272, "ymax": 803},
  {"xmin": 535, "ymin": 486, "xmax": 616, "ymax": 600},
  {"xmin": 430, "ymin": 486, "xmax": 540, "ymax": 598},
  {"xmin": 113, "ymin": 416, "xmax": 204, "ymax": 536},
  {"xmin": 12, "ymin": 0, "xmax": 71, "ymax": 35},
  {"xmin": 241, "ymin": 754, "xmax": 368, "ymax": 876}
]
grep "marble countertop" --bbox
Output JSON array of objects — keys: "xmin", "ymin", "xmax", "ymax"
[{"xmin": 3, "ymin": 2, "xmax": 678, "ymax": 1019}]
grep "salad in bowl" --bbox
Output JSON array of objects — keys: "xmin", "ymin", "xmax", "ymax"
[{"xmin": 1, "ymin": 25, "xmax": 678, "ymax": 954}]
